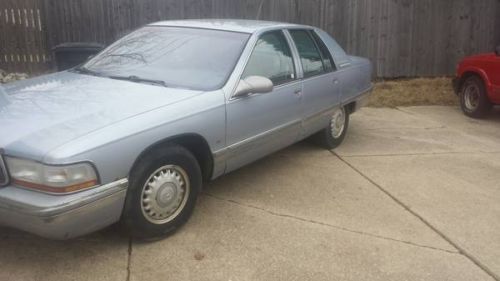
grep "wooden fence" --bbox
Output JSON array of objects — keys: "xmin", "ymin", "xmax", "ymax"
[
  {"xmin": 0, "ymin": 0, "xmax": 50, "ymax": 74},
  {"xmin": 1, "ymin": 0, "xmax": 500, "ymax": 77}
]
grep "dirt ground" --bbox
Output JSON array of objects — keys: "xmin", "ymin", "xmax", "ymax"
[{"xmin": 367, "ymin": 77, "xmax": 459, "ymax": 108}]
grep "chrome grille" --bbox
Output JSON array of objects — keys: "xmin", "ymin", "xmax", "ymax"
[{"xmin": 0, "ymin": 155, "xmax": 8, "ymax": 186}]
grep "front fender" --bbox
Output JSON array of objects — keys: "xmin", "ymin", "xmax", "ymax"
[
  {"xmin": 458, "ymin": 66, "xmax": 493, "ymax": 97},
  {"xmin": 42, "ymin": 90, "xmax": 226, "ymax": 184}
]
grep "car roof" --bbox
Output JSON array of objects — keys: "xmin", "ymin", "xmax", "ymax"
[{"xmin": 149, "ymin": 19, "xmax": 307, "ymax": 34}]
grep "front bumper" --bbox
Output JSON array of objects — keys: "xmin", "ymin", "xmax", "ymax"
[{"xmin": 0, "ymin": 179, "xmax": 128, "ymax": 239}]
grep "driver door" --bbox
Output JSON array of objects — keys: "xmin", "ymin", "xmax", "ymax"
[{"xmin": 225, "ymin": 30, "xmax": 303, "ymax": 173}]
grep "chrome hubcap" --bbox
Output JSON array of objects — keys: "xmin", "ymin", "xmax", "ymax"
[
  {"xmin": 464, "ymin": 83, "xmax": 480, "ymax": 111},
  {"xmin": 141, "ymin": 165, "xmax": 190, "ymax": 224},
  {"xmin": 331, "ymin": 107, "xmax": 346, "ymax": 138}
]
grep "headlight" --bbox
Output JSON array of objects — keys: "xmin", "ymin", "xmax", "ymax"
[{"xmin": 5, "ymin": 157, "xmax": 99, "ymax": 193}]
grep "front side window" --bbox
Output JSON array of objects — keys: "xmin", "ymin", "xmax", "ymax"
[
  {"xmin": 289, "ymin": 30, "xmax": 327, "ymax": 78},
  {"xmin": 83, "ymin": 26, "xmax": 250, "ymax": 91},
  {"xmin": 242, "ymin": 31, "xmax": 296, "ymax": 86}
]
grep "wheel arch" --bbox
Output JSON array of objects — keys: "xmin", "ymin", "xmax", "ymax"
[
  {"xmin": 129, "ymin": 133, "xmax": 214, "ymax": 183},
  {"xmin": 459, "ymin": 68, "xmax": 491, "ymax": 95}
]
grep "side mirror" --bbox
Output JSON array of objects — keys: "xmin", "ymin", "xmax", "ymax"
[
  {"xmin": 233, "ymin": 76, "xmax": 273, "ymax": 98},
  {"xmin": 496, "ymin": 46, "xmax": 500, "ymax": 56}
]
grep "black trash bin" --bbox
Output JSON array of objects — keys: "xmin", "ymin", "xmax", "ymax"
[{"xmin": 52, "ymin": 42, "xmax": 105, "ymax": 71}]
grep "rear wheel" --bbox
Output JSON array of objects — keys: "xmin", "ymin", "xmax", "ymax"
[
  {"xmin": 460, "ymin": 76, "xmax": 491, "ymax": 118},
  {"xmin": 121, "ymin": 144, "xmax": 201, "ymax": 240},
  {"xmin": 312, "ymin": 106, "xmax": 350, "ymax": 149}
]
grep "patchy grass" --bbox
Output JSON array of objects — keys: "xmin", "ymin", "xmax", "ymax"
[{"xmin": 367, "ymin": 77, "xmax": 459, "ymax": 108}]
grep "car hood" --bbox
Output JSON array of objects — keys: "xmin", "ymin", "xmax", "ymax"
[
  {"xmin": 0, "ymin": 71, "xmax": 201, "ymax": 161},
  {"xmin": 462, "ymin": 52, "xmax": 497, "ymax": 62}
]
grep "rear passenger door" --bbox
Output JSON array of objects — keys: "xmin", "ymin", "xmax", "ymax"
[{"xmin": 288, "ymin": 29, "xmax": 340, "ymax": 137}]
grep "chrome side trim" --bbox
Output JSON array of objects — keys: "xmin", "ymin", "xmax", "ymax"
[
  {"xmin": 342, "ymin": 86, "xmax": 373, "ymax": 108},
  {"xmin": 211, "ymin": 149, "xmax": 227, "ymax": 179},
  {"xmin": 212, "ymin": 119, "xmax": 300, "ymax": 173},
  {"xmin": 213, "ymin": 150, "xmax": 227, "ymax": 165},
  {"xmin": 339, "ymin": 62, "xmax": 352, "ymax": 68},
  {"xmin": 228, "ymin": 119, "xmax": 300, "ymax": 152},
  {"xmin": 302, "ymin": 106, "xmax": 338, "ymax": 129}
]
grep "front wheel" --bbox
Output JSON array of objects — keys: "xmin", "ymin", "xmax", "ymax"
[
  {"xmin": 312, "ymin": 106, "xmax": 350, "ymax": 150},
  {"xmin": 121, "ymin": 144, "xmax": 201, "ymax": 240},
  {"xmin": 460, "ymin": 76, "xmax": 491, "ymax": 119}
]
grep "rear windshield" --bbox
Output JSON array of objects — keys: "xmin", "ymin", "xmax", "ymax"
[{"xmin": 83, "ymin": 26, "xmax": 250, "ymax": 91}]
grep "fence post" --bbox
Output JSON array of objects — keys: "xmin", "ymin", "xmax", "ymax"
[{"xmin": 40, "ymin": 0, "xmax": 54, "ymax": 71}]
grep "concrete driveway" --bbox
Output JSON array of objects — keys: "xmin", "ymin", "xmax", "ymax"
[{"xmin": 1, "ymin": 106, "xmax": 499, "ymax": 281}]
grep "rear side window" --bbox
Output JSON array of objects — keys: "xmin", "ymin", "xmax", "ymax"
[
  {"xmin": 242, "ymin": 31, "xmax": 296, "ymax": 86},
  {"xmin": 289, "ymin": 30, "xmax": 324, "ymax": 77},
  {"xmin": 290, "ymin": 29, "xmax": 334, "ymax": 77}
]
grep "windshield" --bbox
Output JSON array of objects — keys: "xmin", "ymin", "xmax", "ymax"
[{"xmin": 82, "ymin": 26, "xmax": 250, "ymax": 91}]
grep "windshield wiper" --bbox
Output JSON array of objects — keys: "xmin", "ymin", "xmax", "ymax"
[
  {"xmin": 72, "ymin": 66, "xmax": 104, "ymax": 77},
  {"xmin": 108, "ymin": 75, "xmax": 168, "ymax": 87},
  {"xmin": 102, "ymin": 53, "xmax": 146, "ymax": 63}
]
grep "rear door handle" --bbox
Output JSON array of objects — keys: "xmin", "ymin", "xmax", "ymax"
[
  {"xmin": 294, "ymin": 88, "xmax": 302, "ymax": 95},
  {"xmin": 333, "ymin": 79, "xmax": 339, "ymax": 85}
]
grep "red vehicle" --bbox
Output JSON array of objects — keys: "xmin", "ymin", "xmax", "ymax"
[{"xmin": 453, "ymin": 46, "xmax": 500, "ymax": 118}]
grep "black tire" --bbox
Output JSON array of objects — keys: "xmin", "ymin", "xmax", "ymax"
[
  {"xmin": 311, "ymin": 106, "xmax": 350, "ymax": 149},
  {"xmin": 460, "ymin": 76, "xmax": 492, "ymax": 119},
  {"xmin": 121, "ymin": 144, "xmax": 201, "ymax": 240}
]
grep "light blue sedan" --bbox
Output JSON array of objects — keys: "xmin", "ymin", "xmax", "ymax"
[{"xmin": 0, "ymin": 20, "xmax": 372, "ymax": 240}]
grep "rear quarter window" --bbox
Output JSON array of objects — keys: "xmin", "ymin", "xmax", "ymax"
[{"xmin": 311, "ymin": 31, "xmax": 336, "ymax": 72}]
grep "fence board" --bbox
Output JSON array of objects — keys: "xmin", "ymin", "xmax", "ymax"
[
  {"xmin": 0, "ymin": 0, "xmax": 49, "ymax": 73},
  {"xmin": 1, "ymin": 0, "xmax": 499, "ymax": 77}
]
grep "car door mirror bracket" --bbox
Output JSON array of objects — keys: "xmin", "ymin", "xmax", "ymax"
[{"xmin": 233, "ymin": 76, "xmax": 274, "ymax": 98}]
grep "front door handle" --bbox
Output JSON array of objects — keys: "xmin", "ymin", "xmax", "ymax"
[
  {"xmin": 333, "ymin": 79, "xmax": 339, "ymax": 85},
  {"xmin": 294, "ymin": 88, "xmax": 302, "ymax": 95}
]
